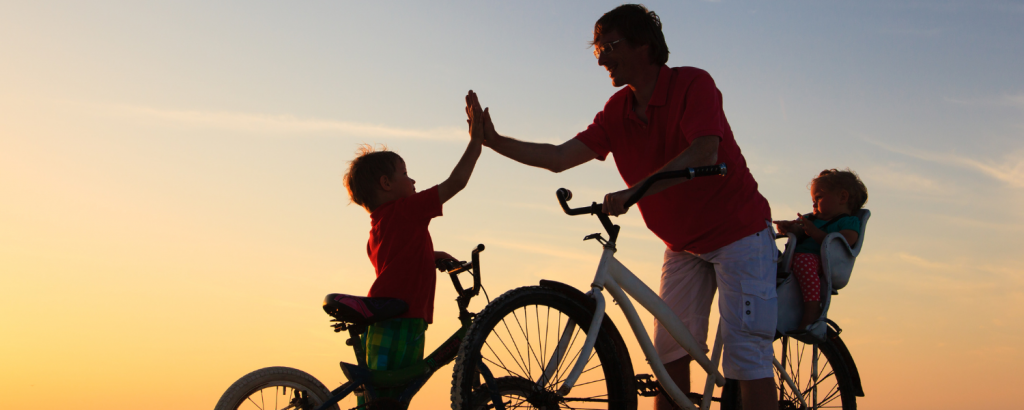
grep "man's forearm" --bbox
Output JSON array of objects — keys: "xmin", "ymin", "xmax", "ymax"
[
  {"xmin": 487, "ymin": 133, "xmax": 567, "ymax": 172},
  {"xmin": 634, "ymin": 135, "xmax": 719, "ymax": 195}
]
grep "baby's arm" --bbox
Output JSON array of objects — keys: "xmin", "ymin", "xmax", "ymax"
[
  {"xmin": 838, "ymin": 230, "xmax": 859, "ymax": 246},
  {"xmin": 796, "ymin": 214, "xmax": 859, "ymax": 245},
  {"xmin": 438, "ymin": 91, "xmax": 486, "ymax": 204}
]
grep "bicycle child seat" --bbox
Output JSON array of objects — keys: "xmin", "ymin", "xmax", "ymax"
[
  {"xmin": 323, "ymin": 294, "xmax": 408, "ymax": 325},
  {"xmin": 776, "ymin": 209, "xmax": 871, "ymax": 337}
]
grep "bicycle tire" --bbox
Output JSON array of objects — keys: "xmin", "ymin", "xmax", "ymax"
[
  {"xmin": 451, "ymin": 286, "xmax": 636, "ymax": 410},
  {"xmin": 214, "ymin": 366, "xmax": 340, "ymax": 410},
  {"xmin": 720, "ymin": 332, "xmax": 857, "ymax": 410}
]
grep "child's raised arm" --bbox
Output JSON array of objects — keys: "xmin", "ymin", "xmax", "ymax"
[{"xmin": 438, "ymin": 90, "xmax": 486, "ymax": 204}]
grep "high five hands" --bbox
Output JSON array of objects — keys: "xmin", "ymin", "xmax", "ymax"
[
  {"xmin": 465, "ymin": 90, "xmax": 495, "ymax": 145},
  {"xmin": 465, "ymin": 91, "xmax": 487, "ymax": 143}
]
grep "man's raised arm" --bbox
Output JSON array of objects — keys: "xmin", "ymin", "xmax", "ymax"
[{"xmin": 468, "ymin": 95, "xmax": 597, "ymax": 173}]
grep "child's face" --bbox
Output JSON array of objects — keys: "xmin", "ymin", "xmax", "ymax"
[
  {"xmin": 810, "ymin": 182, "xmax": 849, "ymax": 220},
  {"xmin": 390, "ymin": 159, "xmax": 416, "ymax": 198}
]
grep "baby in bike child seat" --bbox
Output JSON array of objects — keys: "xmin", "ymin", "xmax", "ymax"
[
  {"xmin": 774, "ymin": 169, "xmax": 868, "ymax": 330},
  {"xmin": 341, "ymin": 91, "xmax": 487, "ymax": 404}
]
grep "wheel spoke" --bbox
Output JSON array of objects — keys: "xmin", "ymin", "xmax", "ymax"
[
  {"xmin": 493, "ymin": 318, "xmax": 532, "ymax": 377},
  {"xmin": 452, "ymin": 287, "xmax": 630, "ymax": 410},
  {"xmin": 510, "ymin": 306, "xmax": 544, "ymax": 378},
  {"xmin": 246, "ymin": 395, "xmax": 265, "ymax": 410},
  {"xmin": 551, "ymin": 326, "xmax": 583, "ymax": 389},
  {"xmin": 766, "ymin": 333, "xmax": 853, "ymax": 409}
]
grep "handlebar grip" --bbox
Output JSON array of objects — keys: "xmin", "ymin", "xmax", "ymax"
[
  {"xmin": 471, "ymin": 244, "xmax": 484, "ymax": 295},
  {"xmin": 623, "ymin": 163, "xmax": 728, "ymax": 210},
  {"xmin": 437, "ymin": 258, "xmax": 460, "ymax": 272},
  {"xmin": 690, "ymin": 163, "xmax": 727, "ymax": 178},
  {"xmin": 556, "ymin": 188, "xmax": 572, "ymax": 202}
]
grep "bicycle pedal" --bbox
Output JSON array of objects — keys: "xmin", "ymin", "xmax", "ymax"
[
  {"xmin": 583, "ymin": 233, "xmax": 608, "ymax": 245},
  {"xmin": 635, "ymin": 374, "xmax": 662, "ymax": 397}
]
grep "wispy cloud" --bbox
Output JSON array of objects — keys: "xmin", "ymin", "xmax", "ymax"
[
  {"xmin": 476, "ymin": 238, "xmax": 593, "ymax": 263},
  {"xmin": 96, "ymin": 103, "xmax": 466, "ymax": 141},
  {"xmin": 860, "ymin": 164, "xmax": 951, "ymax": 195},
  {"xmin": 927, "ymin": 213, "xmax": 1024, "ymax": 232},
  {"xmin": 866, "ymin": 139, "xmax": 1024, "ymax": 188},
  {"xmin": 1007, "ymin": 94, "xmax": 1024, "ymax": 110},
  {"xmin": 944, "ymin": 94, "xmax": 1024, "ymax": 110},
  {"xmin": 878, "ymin": 27, "xmax": 941, "ymax": 38}
]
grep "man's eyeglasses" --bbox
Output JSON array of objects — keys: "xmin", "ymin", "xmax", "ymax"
[{"xmin": 593, "ymin": 39, "xmax": 624, "ymax": 59}]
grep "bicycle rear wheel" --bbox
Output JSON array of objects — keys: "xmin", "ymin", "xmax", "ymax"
[
  {"xmin": 451, "ymin": 286, "xmax": 636, "ymax": 410},
  {"xmin": 215, "ymin": 366, "xmax": 340, "ymax": 410},
  {"xmin": 721, "ymin": 333, "xmax": 856, "ymax": 410}
]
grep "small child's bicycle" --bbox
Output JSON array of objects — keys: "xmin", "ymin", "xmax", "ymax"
[
  {"xmin": 449, "ymin": 164, "xmax": 866, "ymax": 410},
  {"xmin": 214, "ymin": 244, "xmax": 491, "ymax": 410}
]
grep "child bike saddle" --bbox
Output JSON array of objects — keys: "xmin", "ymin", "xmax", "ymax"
[{"xmin": 322, "ymin": 294, "xmax": 409, "ymax": 325}]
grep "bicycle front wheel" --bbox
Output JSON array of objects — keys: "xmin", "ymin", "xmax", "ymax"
[
  {"xmin": 214, "ymin": 366, "xmax": 340, "ymax": 410},
  {"xmin": 721, "ymin": 333, "xmax": 857, "ymax": 410},
  {"xmin": 451, "ymin": 286, "xmax": 636, "ymax": 410}
]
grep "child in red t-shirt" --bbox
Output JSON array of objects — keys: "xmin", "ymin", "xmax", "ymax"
[{"xmin": 342, "ymin": 91, "xmax": 488, "ymax": 402}]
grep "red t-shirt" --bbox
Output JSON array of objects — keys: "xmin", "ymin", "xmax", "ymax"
[
  {"xmin": 366, "ymin": 185, "xmax": 443, "ymax": 323},
  {"xmin": 574, "ymin": 66, "xmax": 771, "ymax": 254}
]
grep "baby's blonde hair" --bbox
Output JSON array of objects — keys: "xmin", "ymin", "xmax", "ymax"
[{"xmin": 812, "ymin": 169, "xmax": 868, "ymax": 212}]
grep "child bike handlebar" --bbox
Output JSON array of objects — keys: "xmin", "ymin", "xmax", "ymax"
[{"xmin": 438, "ymin": 244, "xmax": 486, "ymax": 317}]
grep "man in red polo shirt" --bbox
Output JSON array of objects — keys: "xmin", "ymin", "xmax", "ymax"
[{"xmin": 467, "ymin": 5, "xmax": 778, "ymax": 410}]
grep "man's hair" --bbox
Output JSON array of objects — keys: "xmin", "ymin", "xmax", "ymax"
[
  {"xmin": 344, "ymin": 144, "xmax": 402, "ymax": 211},
  {"xmin": 592, "ymin": 4, "xmax": 669, "ymax": 65},
  {"xmin": 812, "ymin": 168, "xmax": 869, "ymax": 212}
]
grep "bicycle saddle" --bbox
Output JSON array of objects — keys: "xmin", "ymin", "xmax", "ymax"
[{"xmin": 322, "ymin": 293, "xmax": 408, "ymax": 325}]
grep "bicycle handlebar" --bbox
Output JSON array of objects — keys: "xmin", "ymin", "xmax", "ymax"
[
  {"xmin": 623, "ymin": 163, "xmax": 727, "ymax": 210},
  {"xmin": 441, "ymin": 244, "xmax": 485, "ymax": 302},
  {"xmin": 556, "ymin": 164, "xmax": 727, "ymax": 245}
]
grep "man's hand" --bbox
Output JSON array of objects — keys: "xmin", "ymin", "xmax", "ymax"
[
  {"xmin": 774, "ymin": 219, "xmax": 799, "ymax": 235},
  {"xmin": 602, "ymin": 187, "xmax": 637, "ymax": 216}
]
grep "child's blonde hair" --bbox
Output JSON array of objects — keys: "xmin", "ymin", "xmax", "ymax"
[
  {"xmin": 344, "ymin": 144, "xmax": 402, "ymax": 211},
  {"xmin": 812, "ymin": 168, "xmax": 868, "ymax": 212}
]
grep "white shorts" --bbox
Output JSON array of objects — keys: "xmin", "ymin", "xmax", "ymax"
[{"xmin": 653, "ymin": 226, "xmax": 778, "ymax": 380}]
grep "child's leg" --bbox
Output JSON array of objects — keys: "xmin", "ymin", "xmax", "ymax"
[
  {"xmin": 790, "ymin": 253, "xmax": 823, "ymax": 329},
  {"xmin": 360, "ymin": 318, "xmax": 427, "ymax": 407}
]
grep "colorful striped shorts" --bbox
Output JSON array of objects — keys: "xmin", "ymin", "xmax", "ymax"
[{"xmin": 358, "ymin": 318, "xmax": 427, "ymax": 405}]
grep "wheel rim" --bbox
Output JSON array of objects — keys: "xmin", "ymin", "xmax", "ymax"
[
  {"xmin": 775, "ymin": 336, "xmax": 845, "ymax": 409},
  {"xmin": 474, "ymin": 302, "xmax": 613, "ymax": 409},
  {"xmin": 233, "ymin": 382, "xmax": 324, "ymax": 410}
]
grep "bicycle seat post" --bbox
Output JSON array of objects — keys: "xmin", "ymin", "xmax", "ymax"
[{"xmin": 345, "ymin": 324, "xmax": 368, "ymax": 368}]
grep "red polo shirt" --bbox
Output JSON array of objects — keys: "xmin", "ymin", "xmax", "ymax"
[
  {"xmin": 574, "ymin": 66, "xmax": 771, "ymax": 254},
  {"xmin": 366, "ymin": 185, "xmax": 442, "ymax": 323}
]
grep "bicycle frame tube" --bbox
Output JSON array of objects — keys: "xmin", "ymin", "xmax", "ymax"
[
  {"xmin": 556, "ymin": 247, "xmax": 725, "ymax": 410},
  {"xmin": 701, "ymin": 325, "xmax": 724, "ymax": 410}
]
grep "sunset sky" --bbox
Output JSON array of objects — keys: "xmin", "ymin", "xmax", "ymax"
[{"xmin": 2, "ymin": 1, "xmax": 1023, "ymax": 409}]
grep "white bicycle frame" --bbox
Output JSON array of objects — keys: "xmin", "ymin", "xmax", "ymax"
[{"xmin": 541, "ymin": 245, "xmax": 807, "ymax": 410}]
